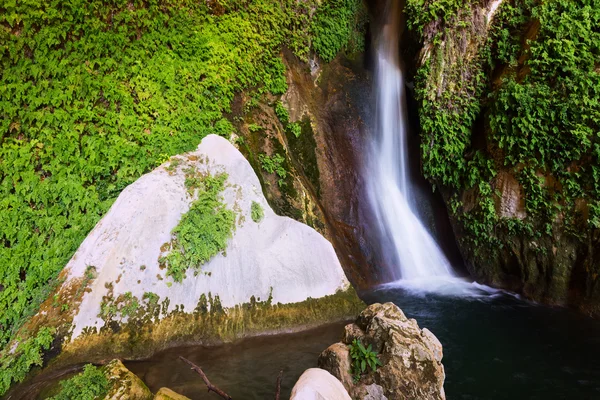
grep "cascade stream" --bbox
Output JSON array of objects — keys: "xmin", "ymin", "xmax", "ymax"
[{"xmin": 367, "ymin": 0, "xmax": 455, "ymax": 283}]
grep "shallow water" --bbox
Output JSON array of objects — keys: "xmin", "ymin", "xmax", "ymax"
[{"xmin": 124, "ymin": 323, "xmax": 348, "ymax": 399}]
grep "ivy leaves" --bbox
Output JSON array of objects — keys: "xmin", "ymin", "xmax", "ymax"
[
  {"xmin": 162, "ymin": 173, "xmax": 235, "ymax": 283},
  {"xmin": 412, "ymin": 0, "xmax": 600, "ymax": 248},
  {"xmin": 489, "ymin": 0, "xmax": 600, "ymax": 228}
]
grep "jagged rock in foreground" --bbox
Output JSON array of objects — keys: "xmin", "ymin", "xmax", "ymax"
[
  {"xmin": 318, "ymin": 302, "xmax": 445, "ymax": 400},
  {"xmin": 35, "ymin": 134, "xmax": 362, "ymax": 365},
  {"xmin": 290, "ymin": 368, "xmax": 352, "ymax": 400}
]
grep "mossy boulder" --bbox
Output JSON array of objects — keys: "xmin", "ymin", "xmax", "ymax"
[
  {"xmin": 153, "ymin": 387, "xmax": 190, "ymax": 400},
  {"xmin": 103, "ymin": 360, "xmax": 153, "ymax": 400}
]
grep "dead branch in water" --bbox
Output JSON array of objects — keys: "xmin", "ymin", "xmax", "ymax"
[
  {"xmin": 274, "ymin": 369, "xmax": 283, "ymax": 400},
  {"xmin": 179, "ymin": 356, "xmax": 233, "ymax": 400}
]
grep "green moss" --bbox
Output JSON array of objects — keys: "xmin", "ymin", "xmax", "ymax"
[
  {"xmin": 275, "ymin": 101, "xmax": 290, "ymax": 125},
  {"xmin": 55, "ymin": 287, "xmax": 365, "ymax": 367},
  {"xmin": 251, "ymin": 201, "xmax": 264, "ymax": 223},
  {"xmin": 489, "ymin": 0, "xmax": 600, "ymax": 229},
  {"xmin": 0, "ymin": 327, "xmax": 55, "ymax": 395},
  {"xmin": 161, "ymin": 173, "xmax": 235, "ymax": 283},
  {"xmin": 258, "ymin": 153, "xmax": 288, "ymax": 188},
  {"xmin": 311, "ymin": 0, "xmax": 367, "ymax": 62},
  {"xmin": 405, "ymin": 0, "xmax": 476, "ymax": 35},
  {"xmin": 285, "ymin": 115, "xmax": 321, "ymax": 198}
]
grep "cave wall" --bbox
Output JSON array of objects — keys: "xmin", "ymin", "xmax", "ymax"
[{"xmin": 404, "ymin": 0, "xmax": 600, "ymax": 316}]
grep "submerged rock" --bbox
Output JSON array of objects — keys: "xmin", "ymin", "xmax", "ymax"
[
  {"xmin": 103, "ymin": 360, "xmax": 153, "ymax": 400},
  {"xmin": 318, "ymin": 303, "xmax": 445, "ymax": 400},
  {"xmin": 40, "ymin": 134, "xmax": 362, "ymax": 365},
  {"xmin": 290, "ymin": 368, "xmax": 352, "ymax": 400},
  {"xmin": 153, "ymin": 387, "xmax": 190, "ymax": 400}
]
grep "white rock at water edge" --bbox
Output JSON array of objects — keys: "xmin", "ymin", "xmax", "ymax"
[
  {"xmin": 62, "ymin": 134, "xmax": 349, "ymax": 339},
  {"xmin": 290, "ymin": 368, "xmax": 352, "ymax": 400}
]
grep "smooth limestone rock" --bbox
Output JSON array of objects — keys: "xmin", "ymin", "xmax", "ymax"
[
  {"xmin": 290, "ymin": 368, "xmax": 352, "ymax": 400},
  {"xmin": 54, "ymin": 134, "xmax": 353, "ymax": 355},
  {"xmin": 103, "ymin": 360, "xmax": 153, "ymax": 400},
  {"xmin": 318, "ymin": 303, "xmax": 445, "ymax": 400},
  {"xmin": 153, "ymin": 387, "xmax": 191, "ymax": 400}
]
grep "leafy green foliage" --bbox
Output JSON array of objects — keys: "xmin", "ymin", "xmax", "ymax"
[
  {"xmin": 489, "ymin": 0, "xmax": 600, "ymax": 228},
  {"xmin": 349, "ymin": 339, "xmax": 382, "ymax": 383},
  {"xmin": 288, "ymin": 123, "xmax": 302, "ymax": 138},
  {"xmin": 251, "ymin": 201, "xmax": 264, "ymax": 223},
  {"xmin": 163, "ymin": 173, "xmax": 235, "ymax": 282},
  {"xmin": 48, "ymin": 364, "xmax": 109, "ymax": 400},
  {"xmin": 275, "ymin": 101, "xmax": 290, "ymax": 124},
  {"xmin": 275, "ymin": 101, "xmax": 301, "ymax": 137},
  {"xmin": 0, "ymin": 0, "xmax": 366, "ymax": 364},
  {"xmin": 311, "ymin": 0, "xmax": 367, "ymax": 62},
  {"xmin": 405, "ymin": 0, "xmax": 474, "ymax": 35},
  {"xmin": 0, "ymin": 327, "xmax": 54, "ymax": 395},
  {"xmin": 259, "ymin": 153, "xmax": 288, "ymax": 187},
  {"xmin": 411, "ymin": 0, "xmax": 600, "ymax": 248}
]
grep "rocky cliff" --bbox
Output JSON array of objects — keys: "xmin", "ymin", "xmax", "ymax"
[
  {"xmin": 289, "ymin": 302, "xmax": 446, "ymax": 400},
  {"xmin": 405, "ymin": 0, "xmax": 600, "ymax": 315}
]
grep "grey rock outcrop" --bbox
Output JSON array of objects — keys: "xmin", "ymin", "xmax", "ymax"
[{"xmin": 318, "ymin": 303, "xmax": 445, "ymax": 400}]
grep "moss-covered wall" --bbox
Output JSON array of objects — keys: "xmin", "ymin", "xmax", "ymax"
[{"xmin": 406, "ymin": 0, "xmax": 600, "ymax": 315}]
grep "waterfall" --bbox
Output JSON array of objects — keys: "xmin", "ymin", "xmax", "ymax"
[{"xmin": 367, "ymin": 0, "xmax": 456, "ymax": 283}]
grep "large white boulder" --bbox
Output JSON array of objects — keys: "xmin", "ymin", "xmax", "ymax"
[
  {"xmin": 290, "ymin": 368, "xmax": 352, "ymax": 400},
  {"xmin": 64, "ymin": 134, "xmax": 350, "ymax": 339}
]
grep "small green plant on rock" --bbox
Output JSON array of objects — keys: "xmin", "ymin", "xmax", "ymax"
[
  {"xmin": 349, "ymin": 339, "xmax": 382, "ymax": 383},
  {"xmin": 258, "ymin": 154, "xmax": 288, "ymax": 188},
  {"xmin": 275, "ymin": 101, "xmax": 290, "ymax": 124},
  {"xmin": 0, "ymin": 328, "xmax": 55, "ymax": 395},
  {"xmin": 288, "ymin": 122, "xmax": 302, "ymax": 138},
  {"xmin": 251, "ymin": 201, "xmax": 264, "ymax": 223}
]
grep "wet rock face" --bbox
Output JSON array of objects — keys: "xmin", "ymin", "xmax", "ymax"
[
  {"xmin": 318, "ymin": 302, "xmax": 446, "ymax": 400},
  {"xmin": 492, "ymin": 171, "xmax": 526, "ymax": 220},
  {"xmin": 233, "ymin": 47, "xmax": 393, "ymax": 290}
]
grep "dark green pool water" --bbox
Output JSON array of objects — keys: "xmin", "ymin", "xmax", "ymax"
[{"xmin": 363, "ymin": 284, "xmax": 600, "ymax": 399}]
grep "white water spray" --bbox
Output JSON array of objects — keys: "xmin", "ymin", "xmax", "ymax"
[{"xmin": 367, "ymin": 1, "xmax": 456, "ymax": 284}]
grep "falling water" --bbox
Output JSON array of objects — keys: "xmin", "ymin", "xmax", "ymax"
[{"xmin": 367, "ymin": 0, "xmax": 456, "ymax": 284}]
